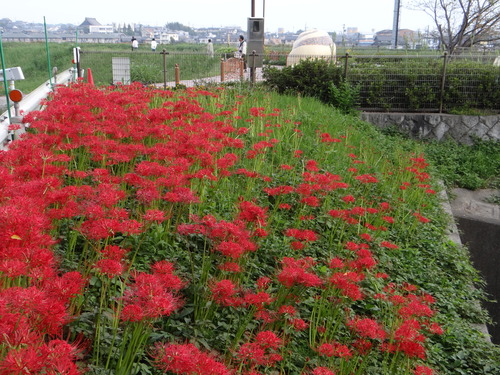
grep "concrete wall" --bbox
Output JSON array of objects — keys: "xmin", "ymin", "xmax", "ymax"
[{"xmin": 361, "ymin": 113, "xmax": 500, "ymax": 145}]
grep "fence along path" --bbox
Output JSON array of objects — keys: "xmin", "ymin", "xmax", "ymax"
[{"xmin": 0, "ymin": 69, "xmax": 75, "ymax": 151}]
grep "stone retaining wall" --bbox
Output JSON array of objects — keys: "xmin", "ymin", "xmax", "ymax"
[{"xmin": 361, "ymin": 113, "xmax": 500, "ymax": 145}]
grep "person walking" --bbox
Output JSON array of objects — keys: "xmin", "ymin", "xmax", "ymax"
[
  {"xmin": 131, "ymin": 37, "xmax": 139, "ymax": 51},
  {"xmin": 237, "ymin": 35, "xmax": 247, "ymax": 70},
  {"xmin": 207, "ymin": 39, "xmax": 214, "ymax": 58},
  {"xmin": 151, "ymin": 38, "xmax": 157, "ymax": 52}
]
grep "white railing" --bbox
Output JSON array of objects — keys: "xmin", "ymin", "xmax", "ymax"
[{"xmin": 0, "ymin": 68, "xmax": 76, "ymax": 151}]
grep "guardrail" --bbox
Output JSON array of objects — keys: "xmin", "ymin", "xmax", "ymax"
[{"xmin": 0, "ymin": 68, "xmax": 76, "ymax": 151}]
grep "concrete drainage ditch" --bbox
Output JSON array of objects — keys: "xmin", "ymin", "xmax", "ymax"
[{"xmin": 450, "ymin": 188, "xmax": 500, "ymax": 344}]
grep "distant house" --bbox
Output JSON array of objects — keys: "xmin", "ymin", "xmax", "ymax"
[
  {"xmin": 374, "ymin": 29, "xmax": 417, "ymax": 48},
  {"xmin": 79, "ymin": 17, "xmax": 113, "ymax": 34},
  {"xmin": 159, "ymin": 32, "xmax": 179, "ymax": 44}
]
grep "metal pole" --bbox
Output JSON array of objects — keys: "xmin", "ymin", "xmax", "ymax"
[
  {"xmin": 220, "ymin": 58, "xmax": 225, "ymax": 82},
  {"xmin": 392, "ymin": 0, "xmax": 401, "ymax": 49},
  {"xmin": 251, "ymin": 0, "xmax": 255, "ymax": 17},
  {"xmin": 250, "ymin": 51, "xmax": 256, "ymax": 85},
  {"xmin": 175, "ymin": 64, "xmax": 180, "ymax": 86},
  {"xmin": 344, "ymin": 53, "xmax": 349, "ymax": 79},
  {"xmin": 0, "ymin": 31, "xmax": 12, "ymax": 122},
  {"xmin": 161, "ymin": 49, "xmax": 168, "ymax": 90},
  {"xmin": 43, "ymin": 17, "xmax": 53, "ymax": 90},
  {"xmin": 439, "ymin": 52, "xmax": 448, "ymax": 114}
]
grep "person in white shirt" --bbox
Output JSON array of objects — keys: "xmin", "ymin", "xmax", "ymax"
[
  {"xmin": 151, "ymin": 38, "xmax": 157, "ymax": 52},
  {"xmin": 207, "ymin": 39, "xmax": 214, "ymax": 58},
  {"xmin": 131, "ymin": 37, "xmax": 139, "ymax": 51},
  {"xmin": 237, "ymin": 35, "xmax": 247, "ymax": 69}
]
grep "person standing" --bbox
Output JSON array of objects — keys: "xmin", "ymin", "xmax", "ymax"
[
  {"xmin": 237, "ymin": 35, "xmax": 247, "ymax": 70},
  {"xmin": 131, "ymin": 37, "xmax": 139, "ymax": 51},
  {"xmin": 207, "ymin": 39, "xmax": 214, "ymax": 58},
  {"xmin": 151, "ymin": 38, "xmax": 157, "ymax": 52}
]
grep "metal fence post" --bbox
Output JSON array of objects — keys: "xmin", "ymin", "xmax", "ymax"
[
  {"xmin": 239, "ymin": 59, "xmax": 244, "ymax": 79},
  {"xmin": 439, "ymin": 52, "xmax": 448, "ymax": 114},
  {"xmin": 220, "ymin": 58, "xmax": 225, "ymax": 82},
  {"xmin": 344, "ymin": 53, "xmax": 350, "ymax": 80},
  {"xmin": 175, "ymin": 64, "xmax": 180, "ymax": 86},
  {"xmin": 160, "ymin": 49, "xmax": 168, "ymax": 90},
  {"xmin": 250, "ymin": 50, "xmax": 257, "ymax": 85}
]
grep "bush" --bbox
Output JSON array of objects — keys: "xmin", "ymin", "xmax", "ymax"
[{"xmin": 263, "ymin": 59, "xmax": 343, "ymax": 103}]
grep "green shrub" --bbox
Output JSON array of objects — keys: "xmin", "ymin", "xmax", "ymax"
[
  {"xmin": 263, "ymin": 59, "xmax": 343, "ymax": 103},
  {"xmin": 329, "ymin": 79, "xmax": 360, "ymax": 114}
]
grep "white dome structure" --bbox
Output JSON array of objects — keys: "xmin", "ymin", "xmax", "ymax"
[{"xmin": 287, "ymin": 29, "xmax": 336, "ymax": 66}]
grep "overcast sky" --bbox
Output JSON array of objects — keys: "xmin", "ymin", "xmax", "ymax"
[{"xmin": 3, "ymin": 0, "xmax": 433, "ymax": 34}]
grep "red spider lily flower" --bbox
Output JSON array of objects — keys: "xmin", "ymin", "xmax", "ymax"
[
  {"xmin": 294, "ymin": 150, "xmax": 303, "ymax": 158},
  {"xmin": 121, "ymin": 262, "xmax": 184, "ymax": 321},
  {"xmin": 305, "ymin": 160, "xmax": 319, "ymax": 172},
  {"xmin": 380, "ymin": 241, "xmax": 399, "ymax": 250},
  {"xmin": 329, "ymin": 272, "xmax": 364, "ymax": 301},
  {"xmin": 300, "ymin": 215, "xmax": 315, "ymax": 221},
  {"xmin": 301, "ymin": 196, "xmax": 320, "ymax": 207},
  {"xmin": 244, "ymin": 291, "xmax": 273, "ymax": 308},
  {"xmin": 278, "ymin": 305, "xmax": 296, "ymax": 316},
  {"xmin": 329, "ymin": 257, "xmax": 345, "ymax": 269},
  {"xmin": 252, "ymin": 228, "xmax": 269, "ymax": 237},
  {"xmin": 216, "ymin": 152, "xmax": 238, "ymax": 169},
  {"xmin": 349, "ymin": 249, "xmax": 377, "ymax": 271},
  {"xmin": 255, "ymin": 277, "xmax": 271, "ymax": 290},
  {"xmin": 93, "ymin": 259, "xmax": 124, "ymax": 278},
  {"xmin": 238, "ymin": 200, "xmax": 268, "ymax": 227},
  {"xmin": 427, "ymin": 322, "xmax": 444, "ymax": 335},
  {"xmin": 1, "ymin": 286, "xmax": 71, "ymax": 337},
  {"xmin": 413, "ymin": 212, "xmax": 430, "ymax": 223},
  {"xmin": 382, "ymin": 216, "xmax": 395, "ymax": 224},
  {"xmin": 153, "ymin": 342, "xmax": 232, "ymax": 375},
  {"xmin": 291, "ymin": 241, "xmax": 305, "ymax": 250},
  {"xmin": 290, "ymin": 318, "xmax": 309, "ymax": 331},
  {"xmin": 279, "ymin": 203, "xmax": 292, "ymax": 210},
  {"xmin": 391, "ymin": 319, "xmax": 427, "ymax": 359},
  {"xmin": 164, "ymin": 187, "xmax": 200, "ymax": 203},
  {"xmin": 310, "ymin": 367, "xmax": 336, "ymax": 375},
  {"xmin": 414, "ymin": 365, "xmax": 434, "ymax": 375},
  {"xmin": 263, "ymin": 185, "xmax": 294, "ymax": 196},
  {"xmin": 218, "ymin": 262, "xmax": 241, "ymax": 273},
  {"xmin": 347, "ymin": 317, "xmax": 387, "ymax": 340},
  {"xmin": 280, "ymin": 164, "xmax": 293, "ymax": 170},
  {"xmin": 399, "ymin": 299, "xmax": 435, "ymax": 318},
  {"xmin": 379, "ymin": 202, "xmax": 391, "ymax": 211},
  {"xmin": 0, "ymin": 339, "xmax": 83, "ymax": 375},
  {"xmin": 319, "ymin": 132, "xmax": 341, "ymax": 143},
  {"xmin": 285, "ymin": 228, "xmax": 319, "ymax": 242},
  {"xmin": 255, "ymin": 309, "xmax": 276, "ymax": 323},
  {"xmin": 354, "ymin": 174, "xmax": 379, "ymax": 183},
  {"xmin": 342, "ymin": 195, "xmax": 355, "ymax": 203},
  {"xmin": 210, "ymin": 279, "xmax": 243, "ymax": 307},
  {"xmin": 316, "ymin": 342, "xmax": 352, "ymax": 359},
  {"xmin": 277, "ymin": 257, "xmax": 323, "ymax": 288},
  {"xmin": 360, "ymin": 233, "xmax": 373, "ymax": 242},
  {"xmin": 237, "ymin": 331, "xmax": 283, "ymax": 367},
  {"xmin": 345, "ymin": 241, "xmax": 360, "ymax": 251},
  {"xmin": 352, "ymin": 338, "xmax": 373, "ymax": 355},
  {"xmin": 143, "ymin": 209, "xmax": 171, "ymax": 222}
]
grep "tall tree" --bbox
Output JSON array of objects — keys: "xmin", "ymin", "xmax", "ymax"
[{"xmin": 415, "ymin": 0, "xmax": 500, "ymax": 54}]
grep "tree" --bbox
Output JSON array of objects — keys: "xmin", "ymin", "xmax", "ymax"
[{"xmin": 414, "ymin": 0, "xmax": 500, "ymax": 54}]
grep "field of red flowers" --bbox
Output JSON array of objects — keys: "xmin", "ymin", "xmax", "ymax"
[{"xmin": 0, "ymin": 82, "xmax": 495, "ymax": 375}]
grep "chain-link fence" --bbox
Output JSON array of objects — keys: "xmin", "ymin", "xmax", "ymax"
[
  {"xmin": 340, "ymin": 53, "xmax": 499, "ymax": 112},
  {"xmin": 79, "ymin": 50, "xmax": 244, "ymax": 88},
  {"xmin": 78, "ymin": 50, "xmax": 500, "ymax": 112}
]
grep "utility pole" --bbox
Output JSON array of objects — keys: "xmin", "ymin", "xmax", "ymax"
[{"xmin": 392, "ymin": 0, "xmax": 401, "ymax": 49}]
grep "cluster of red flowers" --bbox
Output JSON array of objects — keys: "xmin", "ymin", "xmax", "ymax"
[
  {"xmin": 0, "ymin": 82, "xmax": 444, "ymax": 374},
  {"xmin": 121, "ymin": 260, "xmax": 184, "ymax": 321},
  {"xmin": 153, "ymin": 342, "xmax": 232, "ymax": 374}
]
